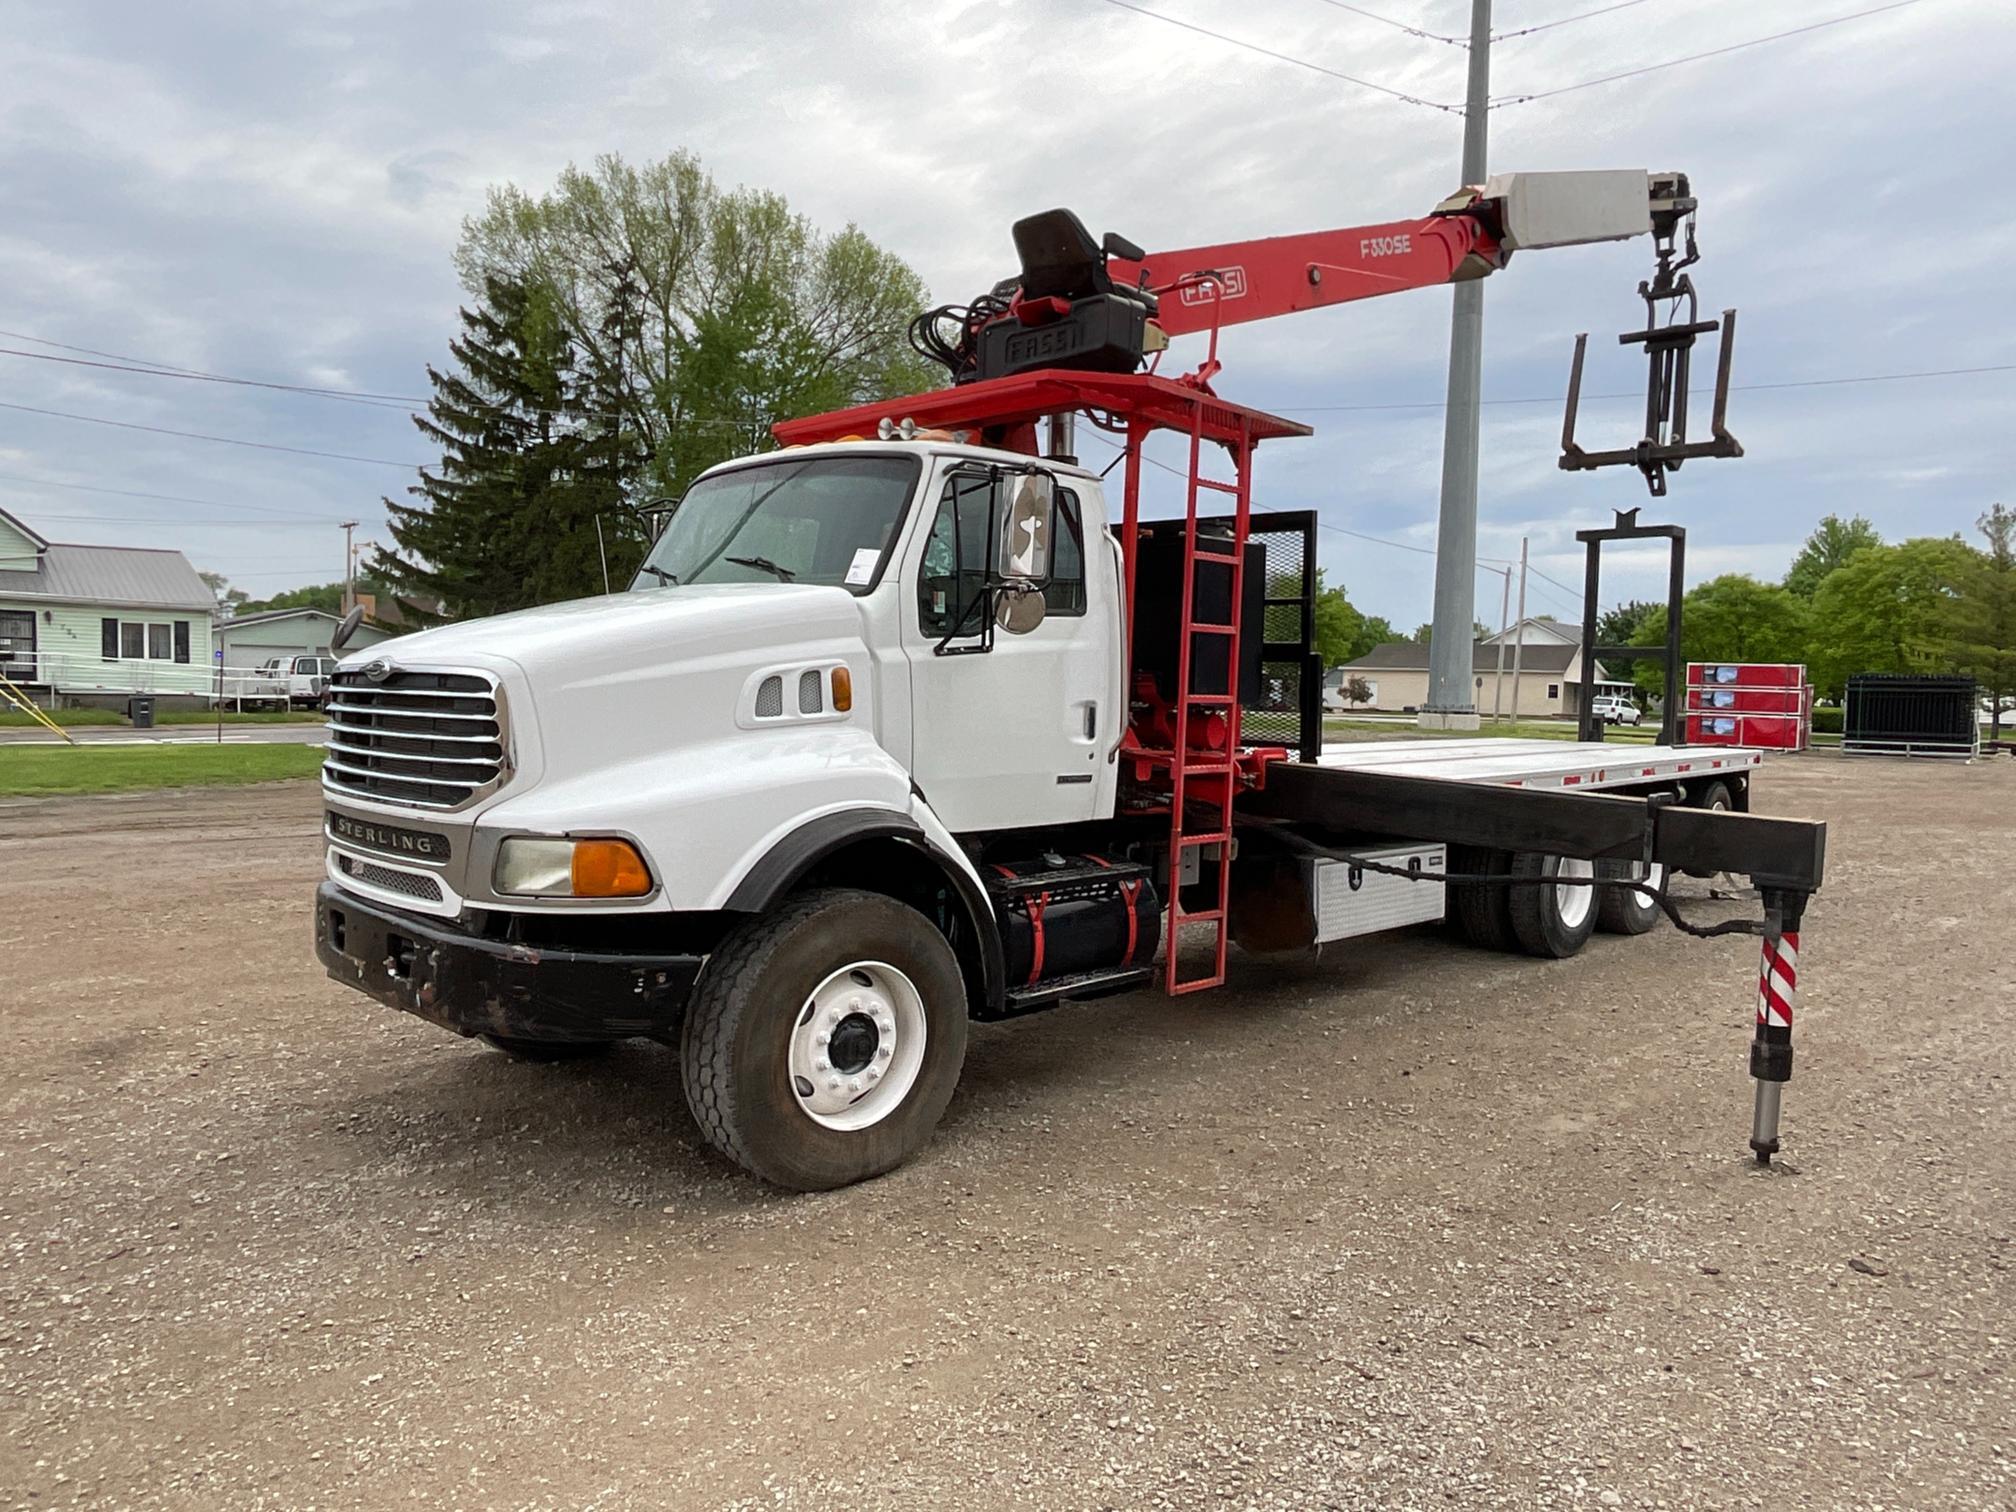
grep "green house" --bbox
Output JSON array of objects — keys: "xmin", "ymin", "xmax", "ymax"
[{"xmin": 0, "ymin": 505, "xmax": 218, "ymax": 705}]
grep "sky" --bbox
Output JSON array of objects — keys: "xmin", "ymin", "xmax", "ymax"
[{"xmin": 1, "ymin": 0, "xmax": 2010, "ymax": 630}]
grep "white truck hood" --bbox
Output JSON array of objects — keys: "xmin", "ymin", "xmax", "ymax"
[
  {"xmin": 347, "ymin": 584, "xmax": 877, "ymax": 801},
  {"xmin": 358, "ymin": 583, "xmax": 862, "ymax": 674}
]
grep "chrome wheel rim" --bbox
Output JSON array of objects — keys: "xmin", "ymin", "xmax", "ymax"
[
  {"xmin": 787, "ymin": 961, "xmax": 927, "ymax": 1132},
  {"xmin": 1555, "ymin": 857, "xmax": 1595, "ymax": 930}
]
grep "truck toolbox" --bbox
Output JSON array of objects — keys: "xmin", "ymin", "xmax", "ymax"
[{"xmin": 314, "ymin": 881, "xmax": 702, "ymax": 1043}]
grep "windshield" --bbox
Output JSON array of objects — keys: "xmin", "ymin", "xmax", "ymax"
[{"xmin": 631, "ymin": 453, "xmax": 922, "ymax": 594}]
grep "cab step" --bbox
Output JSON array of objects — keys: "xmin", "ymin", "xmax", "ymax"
[{"xmin": 999, "ymin": 966, "xmax": 1155, "ymax": 1017}]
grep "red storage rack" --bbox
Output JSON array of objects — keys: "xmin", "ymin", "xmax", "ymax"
[{"xmin": 1685, "ymin": 663, "xmax": 1811, "ymax": 750}]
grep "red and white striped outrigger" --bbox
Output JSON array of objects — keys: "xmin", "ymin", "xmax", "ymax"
[{"xmin": 1750, "ymin": 894, "xmax": 1803, "ymax": 1163}]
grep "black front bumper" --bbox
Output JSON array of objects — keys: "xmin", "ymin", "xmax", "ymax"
[{"xmin": 315, "ymin": 881, "xmax": 702, "ymax": 1043}]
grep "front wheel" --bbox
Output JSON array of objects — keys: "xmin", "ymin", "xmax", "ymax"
[{"xmin": 680, "ymin": 888, "xmax": 968, "ymax": 1191}]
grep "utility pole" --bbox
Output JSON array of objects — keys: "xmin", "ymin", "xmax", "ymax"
[
  {"xmin": 340, "ymin": 521, "xmax": 360, "ymax": 614},
  {"xmin": 1420, "ymin": 0, "xmax": 1491, "ymax": 731},
  {"xmin": 1508, "ymin": 536, "xmax": 1529, "ymax": 722},
  {"xmin": 1489, "ymin": 563, "xmax": 1511, "ymax": 723}
]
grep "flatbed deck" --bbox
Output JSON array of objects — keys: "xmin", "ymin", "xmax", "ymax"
[{"xmin": 1310, "ymin": 737, "xmax": 1760, "ymax": 793}]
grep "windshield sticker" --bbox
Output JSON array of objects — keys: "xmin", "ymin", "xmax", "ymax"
[{"xmin": 844, "ymin": 548, "xmax": 880, "ymax": 586}]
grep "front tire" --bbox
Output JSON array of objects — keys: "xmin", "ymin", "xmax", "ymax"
[
  {"xmin": 680, "ymin": 888, "xmax": 968, "ymax": 1191},
  {"xmin": 1507, "ymin": 852, "xmax": 1599, "ymax": 959}
]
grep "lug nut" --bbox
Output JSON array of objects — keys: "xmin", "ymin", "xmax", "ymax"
[
  {"xmin": 849, "ymin": 1078, "xmax": 862, "ymax": 1093},
  {"xmin": 827, "ymin": 1077, "xmax": 842, "ymax": 1090},
  {"xmin": 815, "ymin": 1059, "xmax": 830, "ymax": 1072},
  {"xmin": 815, "ymin": 1032, "xmax": 829, "ymax": 1047}
]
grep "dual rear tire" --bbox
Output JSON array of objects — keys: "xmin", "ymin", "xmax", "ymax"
[{"xmin": 1451, "ymin": 847, "xmax": 1665, "ymax": 958}]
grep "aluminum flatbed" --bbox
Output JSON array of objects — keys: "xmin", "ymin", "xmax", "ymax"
[{"xmin": 1311, "ymin": 737, "xmax": 1761, "ymax": 794}]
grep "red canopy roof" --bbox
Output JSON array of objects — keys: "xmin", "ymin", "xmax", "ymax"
[{"xmin": 771, "ymin": 368, "xmax": 1312, "ymax": 450}]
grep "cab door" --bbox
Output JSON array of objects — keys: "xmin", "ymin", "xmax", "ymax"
[{"xmin": 901, "ymin": 469, "xmax": 1110, "ymax": 834}]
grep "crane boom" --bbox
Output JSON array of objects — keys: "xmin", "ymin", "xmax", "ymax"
[
  {"xmin": 1105, "ymin": 213, "xmax": 1499, "ymax": 338},
  {"xmin": 890, "ymin": 169, "xmax": 1736, "ymax": 494}
]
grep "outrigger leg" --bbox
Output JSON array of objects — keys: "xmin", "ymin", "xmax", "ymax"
[{"xmin": 1748, "ymin": 887, "xmax": 1805, "ymax": 1164}]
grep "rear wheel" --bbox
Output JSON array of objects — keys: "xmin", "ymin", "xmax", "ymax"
[
  {"xmin": 680, "ymin": 888, "xmax": 968, "ymax": 1191},
  {"xmin": 1595, "ymin": 859, "xmax": 1666, "ymax": 935},
  {"xmin": 1680, "ymin": 780, "xmax": 1734, "ymax": 878},
  {"xmin": 1449, "ymin": 845, "xmax": 1517, "ymax": 952},
  {"xmin": 1507, "ymin": 852, "xmax": 1599, "ymax": 959}
]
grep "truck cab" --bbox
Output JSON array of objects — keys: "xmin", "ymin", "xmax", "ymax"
[{"xmin": 316, "ymin": 438, "xmax": 1139, "ymax": 1187}]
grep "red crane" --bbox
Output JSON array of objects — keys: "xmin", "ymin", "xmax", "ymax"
[{"xmin": 775, "ymin": 170, "xmax": 1743, "ymax": 992}]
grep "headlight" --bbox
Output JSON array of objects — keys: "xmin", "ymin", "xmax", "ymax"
[{"xmin": 494, "ymin": 836, "xmax": 653, "ymax": 898}]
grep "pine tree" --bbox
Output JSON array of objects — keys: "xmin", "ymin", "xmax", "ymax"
[{"xmin": 374, "ymin": 274, "xmax": 644, "ymax": 618}]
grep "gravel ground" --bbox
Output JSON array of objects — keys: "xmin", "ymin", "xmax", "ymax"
[{"xmin": 1, "ymin": 757, "xmax": 2010, "ymax": 1510}]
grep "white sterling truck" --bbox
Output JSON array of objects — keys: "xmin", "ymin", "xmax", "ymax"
[{"xmin": 315, "ymin": 175, "xmax": 1822, "ymax": 1190}]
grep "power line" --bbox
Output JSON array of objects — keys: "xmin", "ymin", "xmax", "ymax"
[
  {"xmin": 1307, "ymin": 0, "xmax": 1467, "ymax": 46},
  {"xmin": 0, "ymin": 345, "xmax": 420, "ymax": 411},
  {"xmin": 0, "ymin": 326, "xmax": 769, "ymax": 433},
  {"xmin": 0, "ymin": 469, "xmax": 363, "ymax": 522},
  {"xmin": 1493, "ymin": 0, "xmax": 1922, "ymax": 105},
  {"xmin": 23, "ymin": 513, "xmax": 348, "ymax": 528},
  {"xmin": 1264, "ymin": 362, "xmax": 2016, "ymax": 415},
  {"xmin": 0, "ymin": 400, "xmax": 429, "ymax": 468},
  {"xmin": 1091, "ymin": 0, "xmax": 1463, "ymax": 112},
  {"xmin": 1492, "ymin": 0, "xmax": 1655, "ymax": 42}
]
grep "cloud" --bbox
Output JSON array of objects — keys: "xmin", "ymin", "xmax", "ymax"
[{"xmin": 0, "ymin": 0, "xmax": 2008, "ymax": 619}]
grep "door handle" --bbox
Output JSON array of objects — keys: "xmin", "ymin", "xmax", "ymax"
[{"xmin": 1084, "ymin": 702, "xmax": 1098, "ymax": 740}]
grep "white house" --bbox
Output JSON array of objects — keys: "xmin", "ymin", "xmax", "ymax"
[{"xmin": 0, "ymin": 506, "xmax": 218, "ymax": 705}]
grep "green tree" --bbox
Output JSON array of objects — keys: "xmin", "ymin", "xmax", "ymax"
[
  {"xmin": 373, "ymin": 274, "xmax": 646, "ymax": 619},
  {"xmin": 1302, "ymin": 570, "xmax": 1393, "ymax": 666},
  {"xmin": 1949, "ymin": 504, "xmax": 2016, "ymax": 737},
  {"xmin": 1805, "ymin": 538, "xmax": 1975, "ymax": 699},
  {"xmin": 198, "ymin": 570, "xmax": 250, "ymax": 617},
  {"xmin": 455, "ymin": 151, "xmax": 937, "ymax": 498},
  {"xmin": 1784, "ymin": 513, "xmax": 1882, "ymax": 598},
  {"xmin": 1629, "ymin": 575, "xmax": 1811, "ymax": 699},
  {"xmin": 1596, "ymin": 599, "xmax": 1658, "ymax": 648},
  {"xmin": 236, "ymin": 576, "xmax": 392, "ymax": 617}
]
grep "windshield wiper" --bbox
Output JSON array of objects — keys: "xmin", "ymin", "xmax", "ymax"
[
  {"xmin": 726, "ymin": 554, "xmax": 796, "ymax": 582},
  {"xmin": 637, "ymin": 564, "xmax": 678, "ymax": 585}
]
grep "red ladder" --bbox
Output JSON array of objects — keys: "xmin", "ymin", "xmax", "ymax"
[{"xmin": 1164, "ymin": 404, "xmax": 1255, "ymax": 995}]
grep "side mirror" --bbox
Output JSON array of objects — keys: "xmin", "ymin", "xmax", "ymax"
[
  {"xmin": 993, "ymin": 472, "xmax": 1054, "ymax": 636},
  {"xmin": 331, "ymin": 604, "xmax": 365, "ymax": 652},
  {"xmin": 994, "ymin": 471, "xmax": 1054, "ymax": 581}
]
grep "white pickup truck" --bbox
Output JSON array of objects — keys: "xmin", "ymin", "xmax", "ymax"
[{"xmin": 254, "ymin": 654, "xmax": 339, "ymax": 710}]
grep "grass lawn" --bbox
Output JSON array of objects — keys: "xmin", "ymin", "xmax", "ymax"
[
  {"xmin": 0, "ymin": 708, "xmax": 317, "ymax": 728},
  {"xmin": 0, "ymin": 744, "xmax": 325, "ymax": 797}
]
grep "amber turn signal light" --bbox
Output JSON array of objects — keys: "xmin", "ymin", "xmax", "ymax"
[
  {"xmin": 830, "ymin": 666, "xmax": 853, "ymax": 712},
  {"xmin": 570, "ymin": 838, "xmax": 653, "ymax": 898}
]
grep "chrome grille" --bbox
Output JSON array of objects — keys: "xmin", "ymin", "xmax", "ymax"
[
  {"xmin": 323, "ymin": 668, "xmax": 505, "ymax": 811},
  {"xmin": 338, "ymin": 853, "xmax": 445, "ymax": 902}
]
